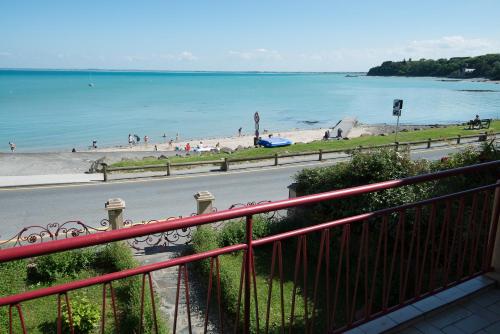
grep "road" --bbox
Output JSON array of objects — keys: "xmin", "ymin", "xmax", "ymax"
[{"xmin": 0, "ymin": 145, "xmax": 476, "ymax": 238}]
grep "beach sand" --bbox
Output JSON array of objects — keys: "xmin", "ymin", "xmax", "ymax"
[{"xmin": 92, "ymin": 123, "xmax": 435, "ymax": 153}]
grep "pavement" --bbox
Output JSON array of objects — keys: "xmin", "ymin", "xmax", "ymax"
[{"xmin": 0, "ymin": 173, "xmax": 103, "ymax": 187}]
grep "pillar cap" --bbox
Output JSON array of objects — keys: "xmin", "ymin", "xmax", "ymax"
[
  {"xmin": 105, "ymin": 198, "xmax": 126, "ymax": 210},
  {"xmin": 194, "ymin": 191, "xmax": 215, "ymax": 201}
]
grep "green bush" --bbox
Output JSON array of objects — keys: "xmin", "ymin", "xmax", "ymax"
[
  {"xmin": 62, "ymin": 294, "xmax": 100, "ymax": 334},
  {"xmin": 31, "ymin": 248, "xmax": 97, "ymax": 282},
  {"xmin": 219, "ymin": 217, "xmax": 271, "ymax": 247}
]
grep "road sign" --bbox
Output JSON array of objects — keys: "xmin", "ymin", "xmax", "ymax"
[{"xmin": 393, "ymin": 99, "xmax": 403, "ymax": 116}]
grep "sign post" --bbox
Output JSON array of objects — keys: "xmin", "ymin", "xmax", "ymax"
[
  {"xmin": 393, "ymin": 99, "xmax": 403, "ymax": 142},
  {"xmin": 254, "ymin": 112, "xmax": 260, "ymax": 146}
]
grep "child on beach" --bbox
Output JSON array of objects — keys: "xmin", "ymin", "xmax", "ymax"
[
  {"xmin": 238, "ymin": 127, "xmax": 242, "ymax": 136},
  {"xmin": 8, "ymin": 142, "xmax": 16, "ymax": 152},
  {"xmin": 185, "ymin": 142, "xmax": 191, "ymax": 151}
]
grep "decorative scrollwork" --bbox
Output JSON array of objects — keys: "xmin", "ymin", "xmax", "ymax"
[
  {"xmin": 228, "ymin": 201, "xmax": 284, "ymax": 223},
  {"xmin": 124, "ymin": 217, "xmax": 194, "ymax": 251},
  {"xmin": 0, "ymin": 219, "xmax": 111, "ymax": 249}
]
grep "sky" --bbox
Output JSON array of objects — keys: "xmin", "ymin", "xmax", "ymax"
[{"xmin": 1, "ymin": 0, "xmax": 500, "ymax": 72}]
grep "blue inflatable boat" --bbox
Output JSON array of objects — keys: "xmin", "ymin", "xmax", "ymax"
[{"xmin": 257, "ymin": 137, "xmax": 293, "ymax": 148}]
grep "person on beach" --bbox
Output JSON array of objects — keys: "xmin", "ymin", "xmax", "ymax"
[
  {"xmin": 8, "ymin": 141, "xmax": 16, "ymax": 152},
  {"xmin": 144, "ymin": 135, "xmax": 149, "ymax": 145},
  {"xmin": 92, "ymin": 140, "xmax": 97, "ymax": 149},
  {"xmin": 162, "ymin": 133, "xmax": 167, "ymax": 143},
  {"xmin": 238, "ymin": 127, "xmax": 242, "ymax": 136},
  {"xmin": 128, "ymin": 134, "xmax": 133, "ymax": 146},
  {"xmin": 336, "ymin": 128, "xmax": 343, "ymax": 140},
  {"xmin": 185, "ymin": 142, "xmax": 191, "ymax": 152},
  {"xmin": 134, "ymin": 134, "xmax": 140, "ymax": 143},
  {"xmin": 169, "ymin": 139, "xmax": 173, "ymax": 148},
  {"xmin": 154, "ymin": 145, "xmax": 158, "ymax": 151}
]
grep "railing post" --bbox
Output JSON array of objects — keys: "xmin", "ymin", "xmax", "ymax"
[
  {"xmin": 105, "ymin": 198, "xmax": 126, "ymax": 230},
  {"xmin": 319, "ymin": 149, "xmax": 323, "ymax": 161},
  {"xmin": 274, "ymin": 153, "xmax": 279, "ymax": 166},
  {"xmin": 221, "ymin": 158, "xmax": 229, "ymax": 171},
  {"xmin": 395, "ymin": 141, "xmax": 399, "ymax": 151},
  {"xmin": 244, "ymin": 215, "xmax": 253, "ymax": 334},
  {"xmin": 487, "ymin": 181, "xmax": 500, "ymax": 278},
  {"xmin": 166, "ymin": 162, "xmax": 171, "ymax": 176},
  {"xmin": 457, "ymin": 135, "xmax": 461, "ymax": 144},
  {"xmin": 194, "ymin": 191, "xmax": 215, "ymax": 215},
  {"xmin": 102, "ymin": 163, "xmax": 108, "ymax": 182},
  {"xmin": 427, "ymin": 138, "xmax": 431, "ymax": 149}
]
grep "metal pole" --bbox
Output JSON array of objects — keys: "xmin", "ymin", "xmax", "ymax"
[
  {"xmin": 244, "ymin": 215, "xmax": 253, "ymax": 333},
  {"xmin": 395, "ymin": 114, "xmax": 400, "ymax": 143}
]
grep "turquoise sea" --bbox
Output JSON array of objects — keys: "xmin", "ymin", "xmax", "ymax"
[{"xmin": 1, "ymin": 70, "xmax": 499, "ymax": 152}]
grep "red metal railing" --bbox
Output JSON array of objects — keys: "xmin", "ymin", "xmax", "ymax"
[{"xmin": 1, "ymin": 161, "xmax": 499, "ymax": 333}]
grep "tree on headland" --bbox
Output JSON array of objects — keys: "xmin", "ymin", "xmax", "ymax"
[{"xmin": 367, "ymin": 54, "xmax": 500, "ymax": 80}]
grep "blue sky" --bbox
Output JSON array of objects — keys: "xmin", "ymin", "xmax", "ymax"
[{"xmin": 1, "ymin": 0, "xmax": 499, "ymax": 71}]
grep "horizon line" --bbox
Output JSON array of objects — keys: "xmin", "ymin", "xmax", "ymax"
[{"xmin": 0, "ymin": 67, "xmax": 368, "ymax": 74}]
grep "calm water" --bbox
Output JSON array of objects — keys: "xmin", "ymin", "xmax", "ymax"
[{"xmin": 1, "ymin": 70, "xmax": 499, "ymax": 152}]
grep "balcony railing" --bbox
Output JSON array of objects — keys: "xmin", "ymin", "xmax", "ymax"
[{"xmin": 0, "ymin": 160, "xmax": 499, "ymax": 333}]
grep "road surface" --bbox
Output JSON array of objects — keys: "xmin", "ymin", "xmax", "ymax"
[{"xmin": 0, "ymin": 145, "xmax": 479, "ymax": 238}]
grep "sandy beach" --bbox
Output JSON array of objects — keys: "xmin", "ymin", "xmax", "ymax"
[{"xmin": 91, "ymin": 123, "xmax": 435, "ymax": 153}]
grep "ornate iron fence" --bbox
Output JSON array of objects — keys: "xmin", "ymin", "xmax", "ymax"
[{"xmin": 0, "ymin": 220, "xmax": 111, "ymax": 249}]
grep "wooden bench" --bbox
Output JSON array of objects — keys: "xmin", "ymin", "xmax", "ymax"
[
  {"xmin": 480, "ymin": 119, "xmax": 491, "ymax": 129},
  {"xmin": 467, "ymin": 118, "xmax": 491, "ymax": 130}
]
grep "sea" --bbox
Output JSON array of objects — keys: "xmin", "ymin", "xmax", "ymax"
[{"xmin": 1, "ymin": 70, "xmax": 499, "ymax": 152}]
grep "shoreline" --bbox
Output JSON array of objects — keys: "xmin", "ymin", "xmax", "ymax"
[
  {"xmin": 82, "ymin": 122, "xmax": 444, "ymax": 153},
  {"xmin": 2, "ymin": 122, "xmax": 458, "ymax": 155}
]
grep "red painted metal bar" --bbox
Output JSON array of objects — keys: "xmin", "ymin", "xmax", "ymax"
[
  {"xmin": 0, "ymin": 243, "xmax": 245, "ymax": 307},
  {"xmin": 244, "ymin": 215, "xmax": 253, "ymax": 334},
  {"xmin": 9, "ymin": 304, "xmax": 27, "ymax": 334},
  {"xmin": 1, "ymin": 184, "xmax": 497, "ymax": 311},
  {"xmin": 1, "ymin": 161, "xmax": 498, "ymax": 263}
]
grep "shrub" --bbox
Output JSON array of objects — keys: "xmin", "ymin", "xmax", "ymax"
[
  {"xmin": 31, "ymin": 248, "xmax": 97, "ymax": 282},
  {"xmin": 62, "ymin": 294, "xmax": 100, "ymax": 334},
  {"xmin": 219, "ymin": 217, "xmax": 271, "ymax": 247}
]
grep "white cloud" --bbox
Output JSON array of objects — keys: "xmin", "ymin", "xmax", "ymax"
[
  {"xmin": 178, "ymin": 51, "xmax": 197, "ymax": 61},
  {"xmin": 123, "ymin": 51, "xmax": 197, "ymax": 63},
  {"xmin": 404, "ymin": 36, "xmax": 498, "ymax": 57},
  {"xmin": 295, "ymin": 36, "xmax": 500, "ymax": 71},
  {"xmin": 229, "ymin": 48, "xmax": 282, "ymax": 61}
]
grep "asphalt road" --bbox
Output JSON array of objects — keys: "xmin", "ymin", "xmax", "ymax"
[{"xmin": 0, "ymin": 145, "xmax": 477, "ymax": 238}]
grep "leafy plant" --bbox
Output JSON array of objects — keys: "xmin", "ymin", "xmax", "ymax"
[
  {"xmin": 62, "ymin": 294, "xmax": 100, "ymax": 334},
  {"xmin": 30, "ymin": 248, "xmax": 97, "ymax": 282}
]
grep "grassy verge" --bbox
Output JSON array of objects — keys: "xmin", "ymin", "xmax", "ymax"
[
  {"xmin": 110, "ymin": 121, "xmax": 500, "ymax": 169},
  {"xmin": 0, "ymin": 243, "xmax": 167, "ymax": 334}
]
